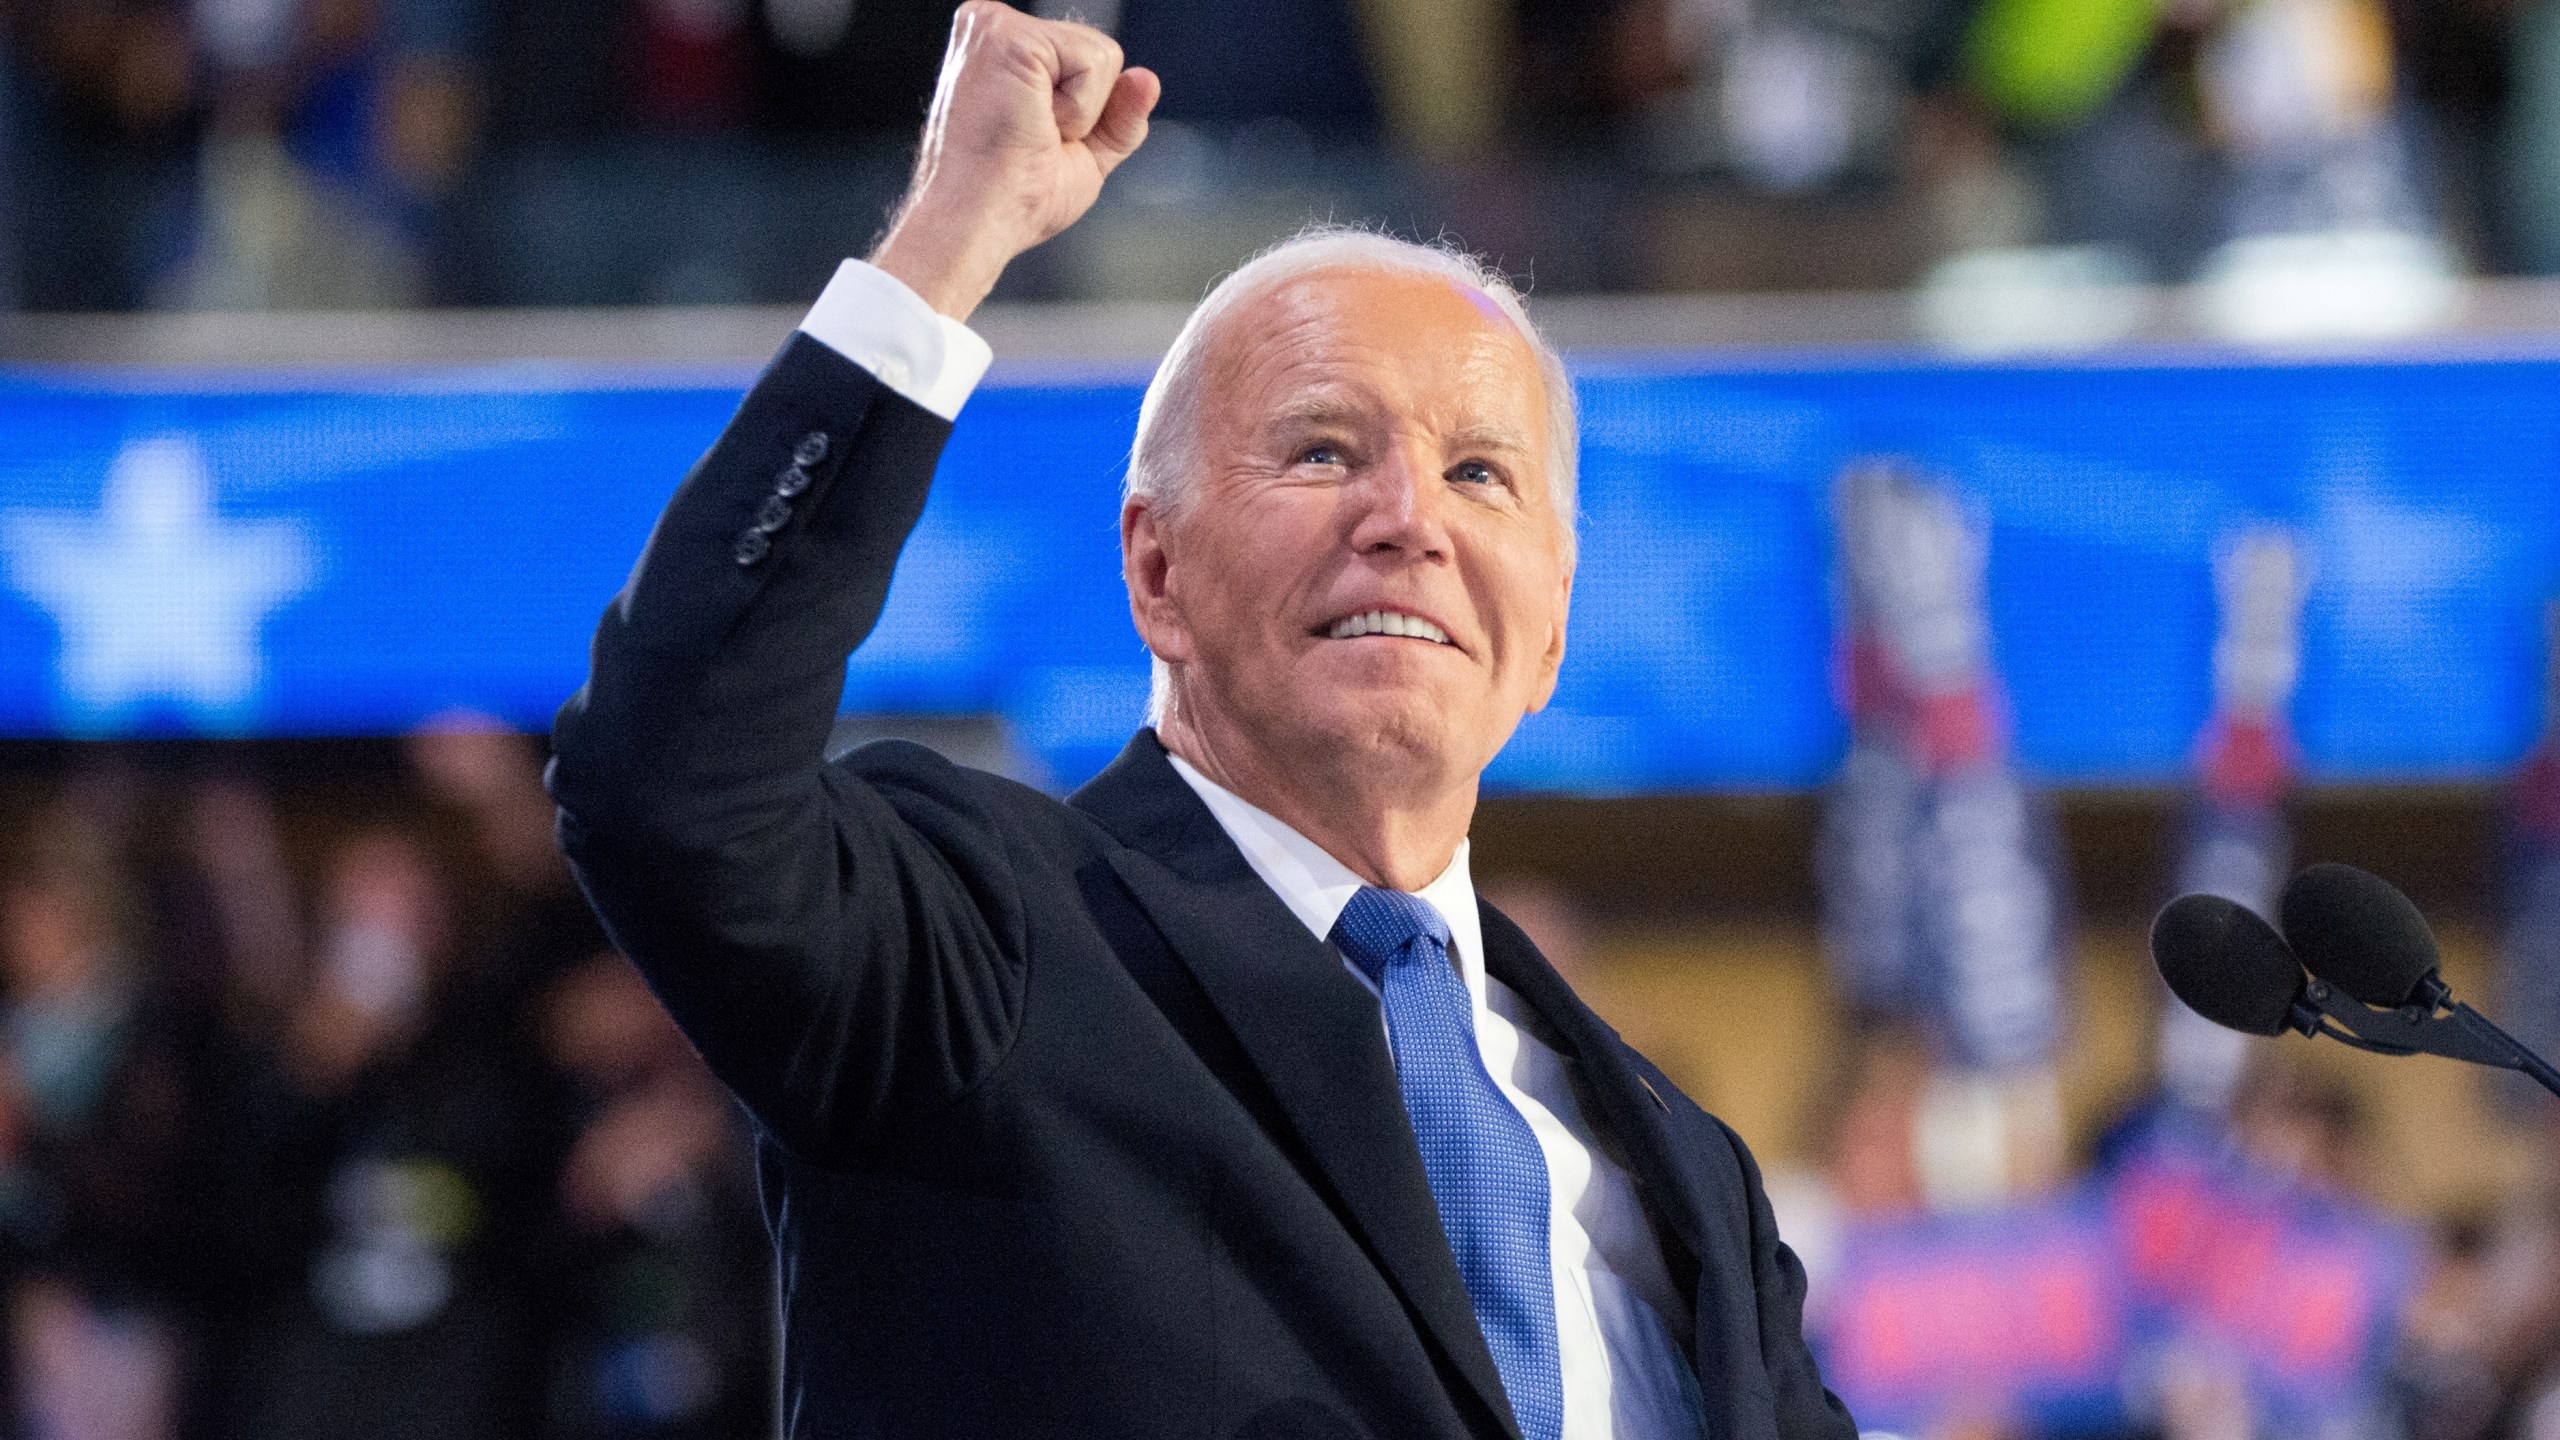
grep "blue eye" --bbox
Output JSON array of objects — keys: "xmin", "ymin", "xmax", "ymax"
[
  {"xmin": 1299, "ymin": 445, "xmax": 1344, "ymax": 467},
  {"xmin": 1450, "ymin": 460, "xmax": 1497, "ymax": 485}
]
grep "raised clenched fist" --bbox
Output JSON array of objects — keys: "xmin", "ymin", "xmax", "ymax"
[{"xmin": 871, "ymin": 2, "xmax": 1160, "ymax": 320}]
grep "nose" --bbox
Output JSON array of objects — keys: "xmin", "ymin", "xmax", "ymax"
[{"xmin": 1343, "ymin": 435, "xmax": 1450, "ymax": 562}]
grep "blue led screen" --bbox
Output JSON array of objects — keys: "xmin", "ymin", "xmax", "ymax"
[{"xmin": 0, "ymin": 348, "xmax": 2554, "ymax": 792}]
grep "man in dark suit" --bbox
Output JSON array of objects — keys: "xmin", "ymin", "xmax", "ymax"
[{"xmin": 549, "ymin": 6, "xmax": 1855, "ymax": 1437}]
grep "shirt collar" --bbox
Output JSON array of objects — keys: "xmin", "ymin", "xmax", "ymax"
[{"xmin": 1165, "ymin": 752, "xmax": 1485, "ymax": 1002}]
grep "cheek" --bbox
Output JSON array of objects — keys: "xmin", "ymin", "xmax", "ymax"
[
  {"xmin": 1477, "ymin": 553, "xmax": 1568, "ymax": 660},
  {"xmin": 1177, "ymin": 491, "xmax": 1330, "ymax": 629}
]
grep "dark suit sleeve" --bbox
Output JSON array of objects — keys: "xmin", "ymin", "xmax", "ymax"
[
  {"xmin": 548, "ymin": 333, "xmax": 1028, "ymax": 1163},
  {"xmin": 1721, "ymin": 1119, "xmax": 1858, "ymax": 1440}
]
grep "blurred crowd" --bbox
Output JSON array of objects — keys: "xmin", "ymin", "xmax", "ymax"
[
  {"xmin": 0, "ymin": 0, "xmax": 2545, "ymax": 312},
  {"xmin": 0, "ymin": 720, "xmax": 765, "ymax": 1440},
  {"xmin": 1749, "ymin": 462, "xmax": 2560, "ymax": 1440}
]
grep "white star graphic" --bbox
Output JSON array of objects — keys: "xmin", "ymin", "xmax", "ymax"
[{"xmin": 2, "ymin": 435, "xmax": 315, "ymax": 731}]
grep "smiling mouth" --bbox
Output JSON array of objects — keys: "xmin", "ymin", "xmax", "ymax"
[{"xmin": 1322, "ymin": 610, "xmax": 1454, "ymax": 646}]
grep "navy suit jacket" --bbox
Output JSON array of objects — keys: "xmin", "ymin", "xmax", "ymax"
[{"xmin": 549, "ymin": 333, "xmax": 1855, "ymax": 1440}]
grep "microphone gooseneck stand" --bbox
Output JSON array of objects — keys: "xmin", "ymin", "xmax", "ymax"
[{"xmin": 2282, "ymin": 974, "xmax": 2560, "ymax": 1098}]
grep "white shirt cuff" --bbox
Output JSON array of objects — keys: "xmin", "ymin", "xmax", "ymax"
[{"xmin": 797, "ymin": 259, "xmax": 994, "ymax": 422}]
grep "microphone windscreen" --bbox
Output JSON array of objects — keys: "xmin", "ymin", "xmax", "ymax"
[
  {"xmin": 2151, "ymin": 894, "xmax": 2305, "ymax": 1037},
  {"xmin": 2278, "ymin": 863, "xmax": 2440, "ymax": 1009}
]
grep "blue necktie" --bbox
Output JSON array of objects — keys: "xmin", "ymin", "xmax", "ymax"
[{"xmin": 1332, "ymin": 887, "xmax": 1565, "ymax": 1440}]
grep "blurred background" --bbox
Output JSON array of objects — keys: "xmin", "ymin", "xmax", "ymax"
[
  {"xmin": 0, "ymin": 0, "xmax": 2545, "ymax": 324},
  {"xmin": 4, "ymin": 0, "xmax": 2560, "ymax": 1438}
]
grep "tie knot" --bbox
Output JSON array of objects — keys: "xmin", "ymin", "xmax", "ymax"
[{"xmin": 1330, "ymin": 886, "xmax": 1453, "ymax": 986}]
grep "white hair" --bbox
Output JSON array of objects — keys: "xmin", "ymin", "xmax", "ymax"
[{"xmin": 1124, "ymin": 225, "xmax": 1580, "ymax": 727}]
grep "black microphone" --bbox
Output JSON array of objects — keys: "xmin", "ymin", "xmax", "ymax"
[
  {"xmin": 2150, "ymin": 894, "xmax": 2315, "ymax": 1038},
  {"xmin": 2146, "ymin": 864, "xmax": 2560, "ymax": 1099},
  {"xmin": 2278, "ymin": 863, "xmax": 2442, "ymax": 1010}
]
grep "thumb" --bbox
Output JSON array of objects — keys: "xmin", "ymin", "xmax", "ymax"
[{"xmin": 1086, "ymin": 66, "xmax": 1160, "ymax": 175}]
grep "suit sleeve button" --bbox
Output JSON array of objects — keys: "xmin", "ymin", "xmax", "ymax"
[
  {"xmin": 793, "ymin": 432, "xmax": 830, "ymax": 467},
  {"xmin": 734, "ymin": 529, "xmax": 771, "ymax": 566},
  {"xmin": 774, "ymin": 464, "xmax": 811, "ymax": 497},
  {"xmin": 756, "ymin": 495, "xmax": 793, "ymax": 533}
]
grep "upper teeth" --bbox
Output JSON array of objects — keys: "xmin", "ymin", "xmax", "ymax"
[{"xmin": 1329, "ymin": 611, "xmax": 1451, "ymax": 645}]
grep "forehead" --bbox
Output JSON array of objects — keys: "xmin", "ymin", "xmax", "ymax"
[{"xmin": 1201, "ymin": 268, "xmax": 1550, "ymax": 431}]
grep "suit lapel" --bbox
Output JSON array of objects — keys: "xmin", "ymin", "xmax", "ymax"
[
  {"xmin": 1479, "ymin": 902, "xmax": 1767, "ymax": 1436},
  {"xmin": 1071, "ymin": 732, "xmax": 1522, "ymax": 1439},
  {"xmin": 1472, "ymin": 908, "xmax": 1714, "ymax": 1266}
]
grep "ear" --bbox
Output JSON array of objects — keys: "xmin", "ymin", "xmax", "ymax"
[
  {"xmin": 1122, "ymin": 496, "xmax": 1197, "ymax": 666},
  {"xmin": 1524, "ymin": 561, "xmax": 1571, "ymax": 714}
]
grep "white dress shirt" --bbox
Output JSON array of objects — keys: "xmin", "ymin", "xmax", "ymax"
[
  {"xmin": 798, "ymin": 259, "xmax": 1707, "ymax": 1438},
  {"xmin": 799, "ymin": 259, "xmax": 993, "ymax": 421},
  {"xmin": 1164, "ymin": 756, "xmax": 1705, "ymax": 1440}
]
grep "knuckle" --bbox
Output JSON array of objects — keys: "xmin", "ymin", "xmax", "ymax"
[{"xmin": 1050, "ymin": 14, "xmax": 1108, "ymax": 56}]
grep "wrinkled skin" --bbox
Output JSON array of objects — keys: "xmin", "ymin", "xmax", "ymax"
[{"xmin": 1124, "ymin": 268, "xmax": 1573, "ymax": 889}]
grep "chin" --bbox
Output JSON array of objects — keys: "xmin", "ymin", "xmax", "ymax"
[
  {"xmin": 1297, "ymin": 686, "xmax": 1471, "ymax": 773},
  {"xmin": 1197, "ymin": 654, "xmax": 1506, "ymax": 785}
]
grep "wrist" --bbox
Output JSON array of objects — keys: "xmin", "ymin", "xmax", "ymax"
[{"xmin": 870, "ymin": 202, "xmax": 1017, "ymax": 322}]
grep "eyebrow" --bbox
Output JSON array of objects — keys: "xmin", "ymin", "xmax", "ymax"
[
  {"xmin": 1263, "ymin": 394, "xmax": 1373, "ymax": 433},
  {"xmin": 1445, "ymin": 422, "xmax": 1533, "ymax": 455},
  {"xmin": 1263, "ymin": 396, "xmax": 1533, "ymax": 456}
]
